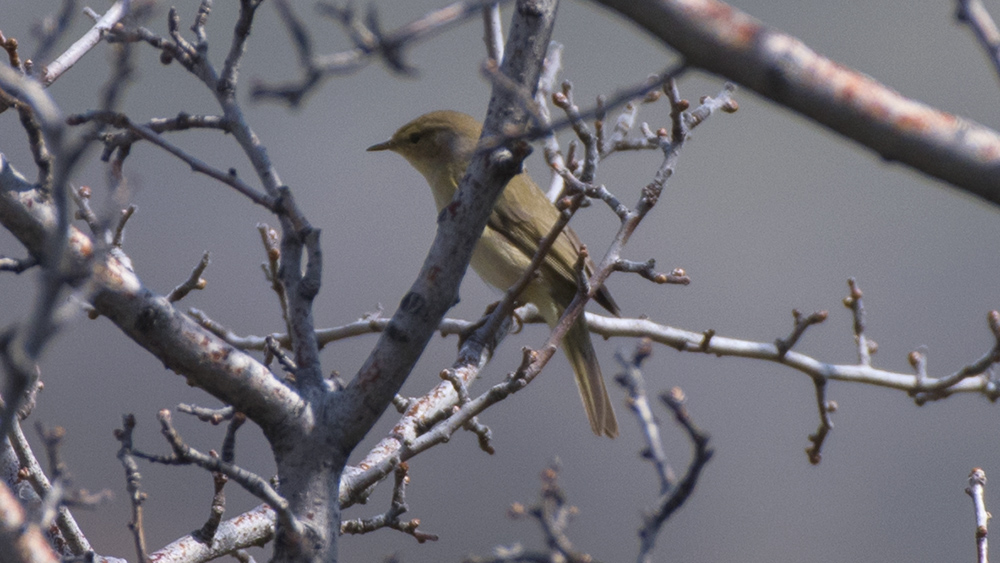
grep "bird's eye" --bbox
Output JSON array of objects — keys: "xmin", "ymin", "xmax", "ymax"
[{"xmin": 408, "ymin": 132, "xmax": 421, "ymax": 144}]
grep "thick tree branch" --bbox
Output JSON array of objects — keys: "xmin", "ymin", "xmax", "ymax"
[
  {"xmin": 0, "ymin": 155, "xmax": 301, "ymax": 431},
  {"xmin": 595, "ymin": 0, "xmax": 1000, "ymax": 206},
  {"xmin": 336, "ymin": 0, "xmax": 559, "ymax": 451}
]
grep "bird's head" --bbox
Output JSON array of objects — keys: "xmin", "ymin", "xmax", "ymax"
[{"xmin": 367, "ymin": 110, "xmax": 482, "ymax": 185}]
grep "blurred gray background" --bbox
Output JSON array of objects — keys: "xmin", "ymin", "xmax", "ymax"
[{"xmin": 1, "ymin": 0, "xmax": 999, "ymax": 561}]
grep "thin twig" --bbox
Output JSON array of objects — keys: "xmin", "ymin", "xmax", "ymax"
[
  {"xmin": 957, "ymin": 0, "xmax": 1000, "ymax": 89},
  {"xmin": 844, "ymin": 278, "xmax": 875, "ymax": 366},
  {"xmin": 177, "ymin": 403, "xmax": 236, "ymax": 425},
  {"xmin": 966, "ymin": 467, "xmax": 989, "ymax": 563},
  {"xmin": 9, "ymin": 421, "xmax": 92, "ymax": 556},
  {"xmin": 615, "ymin": 339, "xmax": 672, "ymax": 494},
  {"xmin": 804, "ymin": 377, "xmax": 836, "ymax": 465},
  {"xmin": 115, "ymin": 414, "xmax": 149, "ymax": 563},
  {"xmin": 341, "ymin": 462, "xmax": 438, "ymax": 542},
  {"xmin": 167, "ymin": 251, "xmax": 210, "ymax": 303},
  {"xmin": 67, "ymin": 111, "xmax": 276, "ymax": 210},
  {"xmin": 774, "ymin": 309, "xmax": 829, "ymax": 358},
  {"xmin": 134, "ymin": 410, "xmax": 305, "ymax": 540},
  {"xmin": 637, "ymin": 387, "xmax": 712, "ymax": 562}
]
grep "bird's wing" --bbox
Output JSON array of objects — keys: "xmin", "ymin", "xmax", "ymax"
[{"xmin": 487, "ymin": 175, "xmax": 620, "ymax": 316}]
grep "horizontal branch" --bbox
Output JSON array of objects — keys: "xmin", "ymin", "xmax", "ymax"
[
  {"xmin": 200, "ymin": 293, "xmax": 1000, "ymax": 405},
  {"xmin": 585, "ymin": 313, "xmax": 999, "ymax": 400},
  {"xmin": 147, "ymin": 289, "xmax": 999, "ymax": 556}
]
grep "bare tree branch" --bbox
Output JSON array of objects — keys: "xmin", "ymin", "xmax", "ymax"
[
  {"xmin": 6, "ymin": 421, "xmax": 92, "ymax": 557},
  {"xmin": 0, "ymin": 154, "xmax": 303, "ymax": 430},
  {"xmin": 0, "ymin": 478, "xmax": 60, "ymax": 563},
  {"xmin": 253, "ymin": 0, "xmax": 508, "ymax": 105},
  {"xmin": 957, "ymin": 0, "xmax": 1000, "ymax": 88},
  {"xmin": 39, "ymin": 0, "xmax": 129, "ymax": 86},
  {"xmin": 595, "ymin": 0, "xmax": 1000, "ymax": 206},
  {"xmin": 966, "ymin": 467, "xmax": 989, "ymax": 563},
  {"xmin": 337, "ymin": 0, "xmax": 559, "ymax": 452}
]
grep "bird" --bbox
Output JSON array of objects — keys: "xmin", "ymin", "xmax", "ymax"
[{"xmin": 367, "ymin": 110, "xmax": 619, "ymax": 438}]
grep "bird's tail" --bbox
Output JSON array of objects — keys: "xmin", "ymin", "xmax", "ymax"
[{"xmin": 562, "ymin": 314, "xmax": 619, "ymax": 438}]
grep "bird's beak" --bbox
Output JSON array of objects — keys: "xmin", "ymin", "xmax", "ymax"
[{"xmin": 366, "ymin": 139, "xmax": 394, "ymax": 152}]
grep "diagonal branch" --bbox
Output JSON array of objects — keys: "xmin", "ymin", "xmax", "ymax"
[
  {"xmin": 596, "ymin": 0, "xmax": 1000, "ymax": 206},
  {"xmin": 39, "ymin": 0, "xmax": 130, "ymax": 86},
  {"xmin": 957, "ymin": 0, "xmax": 1000, "ymax": 88},
  {"xmin": 0, "ymin": 155, "xmax": 302, "ymax": 431},
  {"xmin": 336, "ymin": 0, "xmax": 559, "ymax": 452}
]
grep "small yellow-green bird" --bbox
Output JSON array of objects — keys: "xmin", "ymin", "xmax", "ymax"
[{"xmin": 368, "ymin": 110, "xmax": 620, "ymax": 438}]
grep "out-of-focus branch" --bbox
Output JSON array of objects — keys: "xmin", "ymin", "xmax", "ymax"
[
  {"xmin": 253, "ymin": 0, "xmax": 510, "ymax": 105},
  {"xmin": 482, "ymin": 3, "xmax": 505, "ymax": 63},
  {"xmin": 0, "ymin": 66, "xmax": 73, "ymax": 451},
  {"xmin": 595, "ymin": 0, "xmax": 1000, "ymax": 206},
  {"xmin": 637, "ymin": 386, "xmax": 711, "ymax": 562},
  {"xmin": 0, "ymin": 480, "xmax": 59, "ymax": 563},
  {"xmin": 27, "ymin": 0, "xmax": 76, "ymax": 70},
  {"xmin": 6, "ymin": 422, "xmax": 91, "ymax": 557},
  {"xmin": 464, "ymin": 461, "xmax": 594, "ymax": 563},
  {"xmin": 957, "ymin": 0, "xmax": 1000, "ymax": 87}
]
